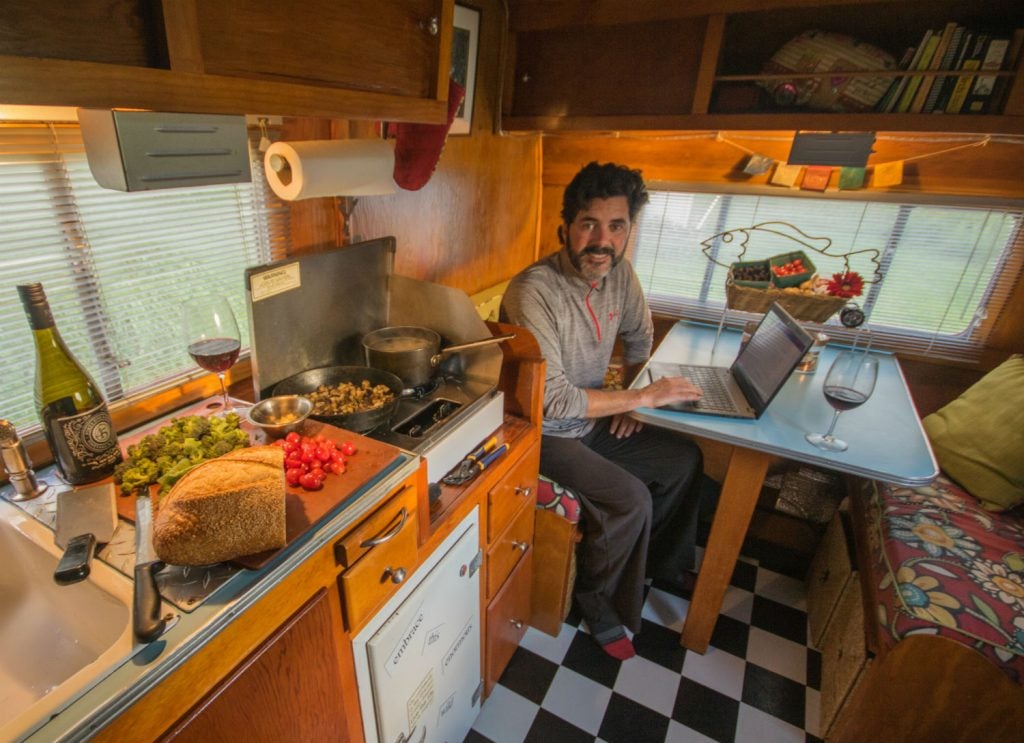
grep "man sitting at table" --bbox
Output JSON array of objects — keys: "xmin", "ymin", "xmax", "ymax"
[{"xmin": 500, "ymin": 161, "xmax": 706, "ymax": 660}]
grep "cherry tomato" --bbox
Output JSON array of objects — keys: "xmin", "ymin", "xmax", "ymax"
[
  {"xmin": 299, "ymin": 472, "xmax": 323, "ymax": 490},
  {"xmin": 285, "ymin": 467, "xmax": 304, "ymax": 486},
  {"xmin": 340, "ymin": 441, "xmax": 357, "ymax": 456},
  {"xmin": 328, "ymin": 460, "xmax": 346, "ymax": 475},
  {"xmin": 330, "ymin": 450, "xmax": 347, "ymax": 464},
  {"xmin": 316, "ymin": 446, "xmax": 333, "ymax": 463},
  {"xmin": 285, "ymin": 431, "xmax": 301, "ymax": 444}
]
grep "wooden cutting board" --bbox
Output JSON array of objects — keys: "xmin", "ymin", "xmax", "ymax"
[{"xmin": 114, "ymin": 398, "xmax": 406, "ymax": 570}]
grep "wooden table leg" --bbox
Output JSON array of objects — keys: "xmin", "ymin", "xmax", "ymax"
[{"xmin": 681, "ymin": 446, "xmax": 772, "ymax": 653}]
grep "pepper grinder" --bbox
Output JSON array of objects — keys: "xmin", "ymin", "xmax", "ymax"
[{"xmin": 0, "ymin": 419, "xmax": 48, "ymax": 500}]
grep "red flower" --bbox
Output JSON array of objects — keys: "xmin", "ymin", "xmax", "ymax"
[{"xmin": 827, "ymin": 271, "xmax": 864, "ymax": 298}]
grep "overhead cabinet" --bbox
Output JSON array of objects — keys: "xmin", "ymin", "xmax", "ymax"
[
  {"xmin": 502, "ymin": 0, "xmax": 1024, "ymax": 134},
  {"xmin": 0, "ymin": 0, "xmax": 453, "ymax": 123}
]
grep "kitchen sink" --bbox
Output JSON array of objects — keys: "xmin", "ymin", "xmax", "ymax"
[{"xmin": 0, "ymin": 495, "xmax": 136, "ymax": 742}]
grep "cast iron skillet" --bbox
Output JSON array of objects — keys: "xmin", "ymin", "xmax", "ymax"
[{"xmin": 272, "ymin": 365, "xmax": 404, "ymax": 433}]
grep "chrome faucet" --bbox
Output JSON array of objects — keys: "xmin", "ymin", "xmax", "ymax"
[{"xmin": 0, "ymin": 419, "xmax": 48, "ymax": 501}]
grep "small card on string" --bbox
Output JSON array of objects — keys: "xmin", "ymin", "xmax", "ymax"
[
  {"xmin": 872, "ymin": 160, "xmax": 904, "ymax": 188},
  {"xmin": 800, "ymin": 166, "xmax": 832, "ymax": 191},
  {"xmin": 838, "ymin": 167, "xmax": 866, "ymax": 190},
  {"xmin": 743, "ymin": 153, "xmax": 774, "ymax": 175},
  {"xmin": 770, "ymin": 164, "xmax": 804, "ymax": 187}
]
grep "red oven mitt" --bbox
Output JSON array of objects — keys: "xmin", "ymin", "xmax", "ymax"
[{"xmin": 391, "ymin": 78, "xmax": 466, "ymax": 191}]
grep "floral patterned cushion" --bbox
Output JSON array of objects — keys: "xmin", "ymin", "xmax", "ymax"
[
  {"xmin": 867, "ymin": 475, "xmax": 1024, "ymax": 685},
  {"xmin": 536, "ymin": 476, "xmax": 582, "ymax": 524}
]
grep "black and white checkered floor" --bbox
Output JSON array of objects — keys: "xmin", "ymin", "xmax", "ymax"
[{"xmin": 466, "ymin": 544, "xmax": 823, "ymax": 743}]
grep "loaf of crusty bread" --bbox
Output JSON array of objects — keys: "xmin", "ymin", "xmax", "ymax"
[{"xmin": 153, "ymin": 445, "xmax": 286, "ymax": 565}]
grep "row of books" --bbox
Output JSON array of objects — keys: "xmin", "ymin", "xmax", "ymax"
[{"xmin": 876, "ymin": 23, "xmax": 1024, "ymax": 115}]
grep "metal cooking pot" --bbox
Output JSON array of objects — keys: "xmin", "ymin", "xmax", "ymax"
[
  {"xmin": 271, "ymin": 365, "xmax": 404, "ymax": 433},
  {"xmin": 362, "ymin": 326, "xmax": 515, "ymax": 388}
]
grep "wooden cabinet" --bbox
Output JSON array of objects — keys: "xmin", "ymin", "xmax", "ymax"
[
  {"xmin": 502, "ymin": 0, "xmax": 1024, "ymax": 134},
  {"xmin": 485, "ymin": 547, "xmax": 533, "ymax": 696},
  {"xmin": 0, "ymin": 0, "xmax": 453, "ymax": 122},
  {"xmin": 160, "ymin": 589, "xmax": 357, "ymax": 743},
  {"xmin": 337, "ymin": 481, "xmax": 421, "ymax": 633},
  {"xmin": 93, "ymin": 465, "xmax": 426, "ymax": 743},
  {"xmin": 482, "ymin": 441, "xmax": 538, "ymax": 694}
]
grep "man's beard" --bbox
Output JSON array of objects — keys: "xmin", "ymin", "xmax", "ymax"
[{"xmin": 569, "ymin": 245, "xmax": 622, "ymax": 281}]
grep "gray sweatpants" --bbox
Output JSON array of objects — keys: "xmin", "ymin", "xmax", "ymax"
[{"xmin": 539, "ymin": 419, "xmax": 704, "ymax": 637}]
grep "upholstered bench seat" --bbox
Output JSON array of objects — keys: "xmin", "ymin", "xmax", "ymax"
[{"xmin": 866, "ymin": 474, "xmax": 1024, "ymax": 685}]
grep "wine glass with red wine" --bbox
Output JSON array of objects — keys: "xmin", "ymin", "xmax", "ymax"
[
  {"xmin": 183, "ymin": 296, "xmax": 242, "ymax": 414},
  {"xmin": 805, "ymin": 349, "xmax": 878, "ymax": 452}
]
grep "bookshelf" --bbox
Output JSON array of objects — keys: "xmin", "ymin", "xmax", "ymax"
[{"xmin": 501, "ymin": 0, "xmax": 1024, "ymax": 135}]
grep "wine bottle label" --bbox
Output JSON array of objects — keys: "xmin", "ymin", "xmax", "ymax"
[{"xmin": 54, "ymin": 404, "xmax": 121, "ymax": 470}]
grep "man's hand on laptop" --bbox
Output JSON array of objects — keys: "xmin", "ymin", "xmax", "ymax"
[{"xmin": 643, "ymin": 375, "xmax": 703, "ymax": 408}]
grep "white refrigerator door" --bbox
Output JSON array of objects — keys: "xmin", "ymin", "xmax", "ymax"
[{"xmin": 365, "ymin": 517, "xmax": 481, "ymax": 743}]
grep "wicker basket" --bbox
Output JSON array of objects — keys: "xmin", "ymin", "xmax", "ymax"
[{"xmin": 726, "ymin": 280, "xmax": 846, "ymax": 323}]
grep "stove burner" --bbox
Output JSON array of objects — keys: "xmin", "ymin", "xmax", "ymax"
[
  {"xmin": 405, "ymin": 378, "xmax": 441, "ymax": 399},
  {"xmin": 393, "ymin": 398, "xmax": 463, "ymax": 438}
]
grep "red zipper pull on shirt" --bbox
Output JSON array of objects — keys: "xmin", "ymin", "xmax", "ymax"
[{"xmin": 585, "ymin": 282, "xmax": 602, "ymax": 342}]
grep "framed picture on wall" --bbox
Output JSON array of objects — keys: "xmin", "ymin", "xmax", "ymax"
[{"xmin": 450, "ymin": 4, "xmax": 480, "ymax": 135}]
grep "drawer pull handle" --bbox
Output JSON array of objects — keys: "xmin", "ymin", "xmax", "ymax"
[
  {"xmin": 512, "ymin": 541, "xmax": 528, "ymax": 552},
  {"xmin": 509, "ymin": 619, "xmax": 523, "ymax": 629},
  {"xmin": 360, "ymin": 507, "xmax": 409, "ymax": 548},
  {"xmin": 514, "ymin": 486, "xmax": 533, "ymax": 498},
  {"xmin": 383, "ymin": 566, "xmax": 407, "ymax": 585}
]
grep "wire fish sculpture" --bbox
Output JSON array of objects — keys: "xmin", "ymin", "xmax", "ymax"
[{"xmin": 700, "ymin": 220, "xmax": 884, "ymax": 285}]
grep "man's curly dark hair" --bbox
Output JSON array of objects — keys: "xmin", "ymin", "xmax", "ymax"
[{"xmin": 560, "ymin": 161, "xmax": 650, "ymax": 226}]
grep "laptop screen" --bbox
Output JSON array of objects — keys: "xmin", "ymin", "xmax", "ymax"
[{"xmin": 731, "ymin": 303, "xmax": 814, "ymax": 411}]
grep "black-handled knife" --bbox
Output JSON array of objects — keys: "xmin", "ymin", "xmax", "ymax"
[{"xmin": 133, "ymin": 493, "xmax": 167, "ymax": 643}]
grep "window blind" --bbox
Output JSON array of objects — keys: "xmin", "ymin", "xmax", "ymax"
[
  {"xmin": 632, "ymin": 190, "xmax": 1023, "ymax": 361},
  {"xmin": 0, "ymin": 122, "xmax": 290, "ymax": 432}
]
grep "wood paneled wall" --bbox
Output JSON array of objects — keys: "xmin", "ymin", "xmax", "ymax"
[{"xmin": 281, "ymin": 0, "xmax": 541, "ymax": 297}]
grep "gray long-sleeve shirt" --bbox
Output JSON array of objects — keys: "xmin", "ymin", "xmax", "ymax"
[{"xmin": 500, "ymin": 249, "xmax": 653, "ymax": 438}]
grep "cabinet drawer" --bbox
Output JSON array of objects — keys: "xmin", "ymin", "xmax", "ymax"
[
  {"xmin": 486, "ymin": 497, "xmax": 534, "ymax": 600},
  {"xmin": 335, "ymin": 482, "xmax": 417, "ymax": 568},
  {"xmin": 485, "ymin": 547, "xmax": 532, "ymax": 698},
  {"xmin": 807, "ymin": 513, "xmax": 854, "ymax": 648},
  {"xmin": 337, "ymin": 483, "xmax": 419, "ymax": 632},
  {"xmin": 487, "ymin": 443, "xmax": 539, "ymax": 541},
  {"xmin": 340, "ymin": 517, "xmax": 418, "ymax": 633}
]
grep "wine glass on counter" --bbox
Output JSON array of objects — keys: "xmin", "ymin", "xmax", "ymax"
[
  {"xmin": 805, "ymin": 349, "xmax": 878, "ymax": 453},
  {"xmin": 183, "ymin": 295, "xmax": 242, "ymax": 414}
]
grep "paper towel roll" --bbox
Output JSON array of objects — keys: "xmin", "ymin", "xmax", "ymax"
[{"xmin": 264, "ymin": 139, "xmax": 396, "ymax": 200}]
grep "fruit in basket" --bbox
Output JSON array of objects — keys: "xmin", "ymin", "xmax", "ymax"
[
  {"xmin": 733, "ymin": 264, "xmax": 771, "ymax": 282},
  {"xmin": 772, "ymin": 257, "xmax": 806, "ymax": 276}
]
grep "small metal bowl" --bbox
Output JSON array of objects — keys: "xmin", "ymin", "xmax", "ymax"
[{"xmin": 247, "ymin": 395, "xmax": 313, "ymax": 437}]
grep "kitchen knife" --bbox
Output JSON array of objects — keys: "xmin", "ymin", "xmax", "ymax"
[
  {"xmin": 133, "ymin": 493, "xmax": 167, "ymax": 643},
  {"xmin": 54, "ymin": 482, "xmax": 118, "ymax": 585}
]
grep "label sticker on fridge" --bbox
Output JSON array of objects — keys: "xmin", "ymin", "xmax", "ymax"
[
  {"xmin": 386, "ymin": 605, "xmax": 426, "ymax": 676},
  {"xmin": 249, "ymin": 262, "xmax": 301, "ymax": 301},
  {"xmin": 438, "ymin": 692, "xmax": 456, "ymax": 724},
  {"xmin": 443, "ymin": 618, "xmax": 474, "ymax": 674},
  {"xmin": 407, "ymin": 671, "xmax": 435, "ymax": 730}
]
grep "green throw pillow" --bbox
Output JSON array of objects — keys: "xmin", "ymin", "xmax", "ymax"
[{"xmin": 922, "ymin": 354, "xmax": 1024, "ymax": 511}]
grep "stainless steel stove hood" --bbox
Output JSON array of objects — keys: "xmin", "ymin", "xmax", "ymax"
[{"xmin": 244, "ymin": 238, "xmax": 506, "ymax": 483}]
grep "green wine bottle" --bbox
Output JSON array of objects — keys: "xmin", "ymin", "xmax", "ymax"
[{"xmin": 17, "ymin": 283, "xmax": 122, "ymax": 485}]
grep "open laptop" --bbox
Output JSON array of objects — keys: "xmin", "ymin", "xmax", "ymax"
[{"xmin": 644, "ymin": 302, "xmax": 814, "ymax": 419}]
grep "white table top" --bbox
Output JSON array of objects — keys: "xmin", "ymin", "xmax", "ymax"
[{"xmin": 631, "ymin": 320, "xmax": 939, "ymax": 487}]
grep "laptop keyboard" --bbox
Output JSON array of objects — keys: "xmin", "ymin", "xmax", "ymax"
[{"xmin": 683, "ymin": 367, "xmax": 734, "ymax": 411}]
